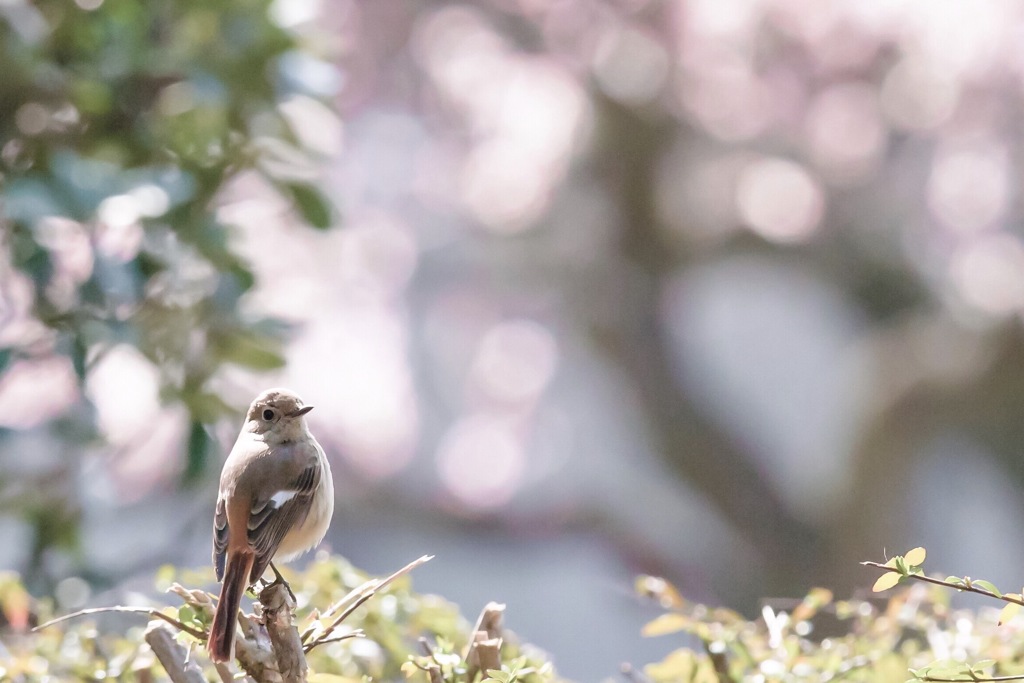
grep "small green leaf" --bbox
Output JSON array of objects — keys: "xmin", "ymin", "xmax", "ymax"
[
  {"xmin": 183, "ymin": 421, "xmax": 209, "ymax": 485},
  {"xmin": 178, "ymin": 604, "xmax": 197, "ymax": 624},
  {"xmin": 974, "ymin": 580, "xmax": 1001, "ymax": 597},
  {"xmin": 872, "ymin": 572, "xmax": 901, "ymax": 592},
  {"xmin": 286, "ymin": 181, "xmax": 333, "ymax": 229},
  {"xmin": 904, "ymin": 547, "xmax": 926, "ymax": 566},
  {"xmin": 216, "ymin": 332, "xmax": 286, "ymax": 370},
  {"xmin": 70, "ymin": 335, "xmax": 88, "ymax": 380},
  {"xmin": 642, "ymin": 613, "xmax": 690, "ymax": 636}
]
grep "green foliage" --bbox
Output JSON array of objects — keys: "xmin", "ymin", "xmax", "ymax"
[
  {"xmin": 0, "ymin": 557, "xmax": 563, "ymax": 683},
  {"xmin": 10, "ymin": 547, "xmax": 1024, "ymax": 683},
  {"xmin": 638, "ymin": 549, "xmax": 1024, "ymax": 683},
  {"xmin": 0, "ymin": 0, "xmax": 336, "ymax": 460},
  {"xmin": 0, "ymin": 0, "xmax": 340, "ymax": 570}
]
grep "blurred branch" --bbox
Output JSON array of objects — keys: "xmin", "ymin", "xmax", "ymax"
[
  {"xmin": 34, "ymin": 604, "xmax": 206, "ymax": 640},
  {"xmin": 586, "ymin": 92, "xmax": 822, "ymax": 592},
  {"xmin": 464, "ymin": 602, "xmax": 505, "ymax": 682},
  {"xmin": 145, "ymin": 621, "xmax": 206, "ymax": 683},
  {"xmin": 828, "ymin": 324, "xmax": 1024, "ymax": 591}
]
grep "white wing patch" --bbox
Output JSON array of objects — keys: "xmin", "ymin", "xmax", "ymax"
[{"xmin": 270, "ymin": 490, "xmax": 298, "ymax": 507}]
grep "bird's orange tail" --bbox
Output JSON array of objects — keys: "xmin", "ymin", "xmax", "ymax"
[{"xmin": 208, "ymin": 549, "xmax": 255, "ymax": 663}]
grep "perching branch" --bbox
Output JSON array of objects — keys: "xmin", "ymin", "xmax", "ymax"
[{"xmin": 260, "ymin": 581, "xmax": 306, "ymax": 683}]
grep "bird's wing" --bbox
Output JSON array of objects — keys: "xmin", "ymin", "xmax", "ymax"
[
  {"xmin": 213, "ymin": 497, "xmax": 229, "ymax": 581},
  {"xmin": 245, "ymin": 456, "xmax": 321, "ymax": 583}
]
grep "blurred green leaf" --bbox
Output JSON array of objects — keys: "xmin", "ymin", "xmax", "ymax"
[
  {"xmin": 0, "ymin": 0, "xmax": 340, "ymax": 584},
  {"xmin": 215, "ymin": 332, "xmax": 286, "ymax": 370},
  {"xmin": 285, "ymin": 181, "xmax": 333, "ymax": 229},
  {"xmin": 184, "ymin": 421, "xmax": 210, "ymax": 484},
  {"xmin": 185, "ymin": 392, "xmax": 234, "ymax": 423},
  {"xmin": 70, "ymin": 334, "xmax": 87, "ymax": 380}
]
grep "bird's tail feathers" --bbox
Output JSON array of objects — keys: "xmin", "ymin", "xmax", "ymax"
[{"xmin": 208, "ymin": 549, "xmax": 255, "ymax": 663}]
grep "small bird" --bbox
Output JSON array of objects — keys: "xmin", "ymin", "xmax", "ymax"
[{"xmin": 208, "ymin": 388, "xmax": 335, "ymax": 663}]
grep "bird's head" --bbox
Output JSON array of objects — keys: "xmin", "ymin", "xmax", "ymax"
[{"xmin": 245, "ymin": 388, "xmax": 314, "ymax": 440}]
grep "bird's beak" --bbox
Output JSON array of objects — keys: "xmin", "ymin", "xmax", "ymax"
[{"xmin": 290, "ymin": 405, "xmax": 314, "ymax": 417}]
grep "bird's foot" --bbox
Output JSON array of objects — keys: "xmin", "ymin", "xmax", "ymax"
[{"xmin": 266, "ymin": 561, "xmax": 297, "ymax": 604}]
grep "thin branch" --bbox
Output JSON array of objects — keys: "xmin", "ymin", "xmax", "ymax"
[
  {"xmin": 919, "ymin": 676, "xmax": 1024, "ymax": 682},
  {"xmin": 861, "ymin": 562, "xmax": 1024, "ymax": 606},
  {"xmin": 702, "ymin": 639, "xmax": 732, "ymax": 683},
  {"xmin": 303, "ymin": 555, "xmax": 432, "ymax": 653},
  {"xmin": 313, "ymin": 631, "xmax": 364, "ymax": 646},
  {"xmin": 33, "ymin": 605, "xmax": 207, "ymax": 640}
]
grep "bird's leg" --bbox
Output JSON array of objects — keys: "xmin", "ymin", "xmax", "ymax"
[{"xmin": 267, "ymin": 561, "xmax": 296, "ymax": 603}]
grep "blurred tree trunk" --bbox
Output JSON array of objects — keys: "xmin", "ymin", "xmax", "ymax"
[
  {"xmin": 826, "ymin": 323, "xmax": 1024, "ymax": 592},
  {"xmin": 584, "ymin": 93, "xmax": 824, "ymax": 598}
]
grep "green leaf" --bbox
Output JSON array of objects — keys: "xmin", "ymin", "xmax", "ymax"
[
  {"xmin": 286, "ymin": 181, "xmax": 333, "ymax": 229},
  {"xmin": 66, "ymin": 334, "xmax": 89, "ymax": 380},
  {"xmin": 1000, "ymin": 598, "xmax": 1022, "ymax": 625},
  {"xmin": 642, "ymin": 613, "xmax": 690, "ymax": 636},
  {"xmin": 974, "ymin": 580, "xmax": 1001, "ymax": 597},
  {"xmin": 904, "ymin": 547, "xmax": 926, "ymax": 566},
  {"xmin": 178, "ymin": 604, "xmax": 197, "ymax": 624},
  {"xmin": 217, "ymin": 332, "xmax": 286, "ymax": 370},
  {"xmin": 872, "ymin": 572, "xmax": 901, "ymax": 592},
  {"xmin": 183, "ymin": 421, "xmax": 209, "ymax": 485}
]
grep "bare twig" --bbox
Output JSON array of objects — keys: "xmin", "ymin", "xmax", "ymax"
[
  {"xmin": 312, "ymin": 631, "xmax": 364, "ymax": 646},
  {"xmin": 465, "ymin": 603, "xmax": 506, "ymax": 682},
  {"xmin": 919, "ymin": 676, "xmax": 1024, "ymax": 682},
  {"xmin": 469, "ymin": 601, "xmax": 505, "ymax": 641},
  {"xmin": 144, "ymin": 621, "xmax": 206, "ymax": 683},
  {"xmin": 303, "ymin": 555, "xmax": 433, "ymax": 653},
  {"xmin": 33, "ymin": 605, "xmax": 207, "ymax": 640},
  {"xmin": 471, "ymin": 635, "xmax": 502, "ymax": 676}
]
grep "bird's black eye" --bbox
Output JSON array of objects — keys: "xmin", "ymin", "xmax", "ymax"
[{"xmin": 262, "ymin": 408, "xmax": 275, "ymax": 421}]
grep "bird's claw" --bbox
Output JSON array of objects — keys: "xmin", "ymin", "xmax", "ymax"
[{"xmin": 266, "ymin": 561, "xmax": 297, "ymax": 604}]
